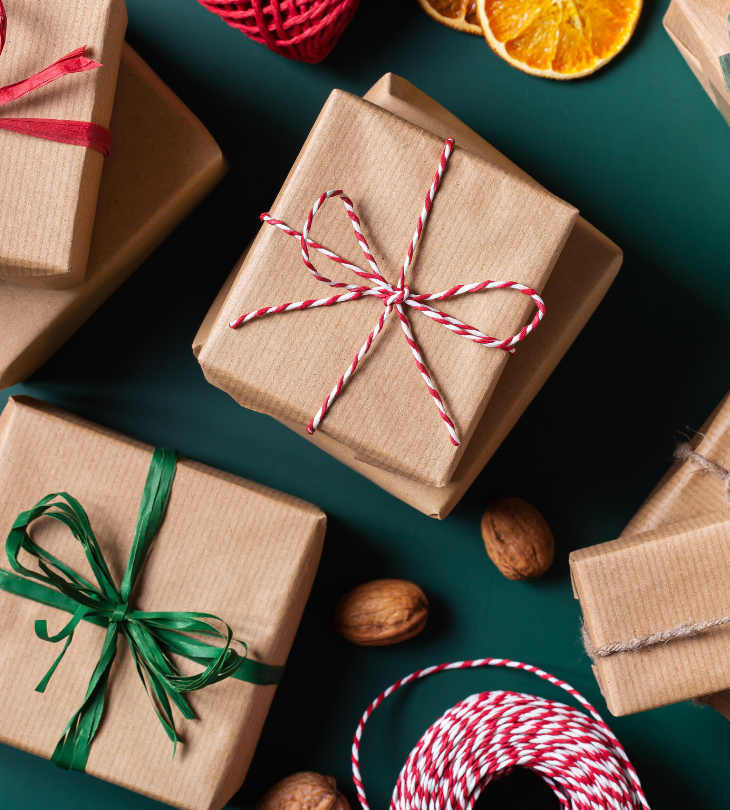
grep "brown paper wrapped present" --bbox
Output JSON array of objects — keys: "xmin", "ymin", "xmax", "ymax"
[
  {"xmin": 195, "ymin": 74, "xmax": 622, "ymax": 515},
  {"xmin": 0, "ymin": 395, "xmax": 326, "ymax": 810},
  {"xmin": 570, "ymin": 390, "xmax": 730, "ymax": 716},
  {"xmin": 0, "ymin": 43, "xmax": 227, "ymax": 391},
  {"xmin": 196, "ymin": 77, "xmax": 583, "ymax": 488},
  {"xmin": 0, "ymin": 0, "xmax": 127, "ymax": 288},
  {"xmin": 664, "ymin": 0, "xmax": 730, "ymax": 127}
]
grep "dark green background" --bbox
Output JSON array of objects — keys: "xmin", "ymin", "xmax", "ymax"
[{"xmin": 2, "ymin": 0, "xmax": 730, "ymax": 806}]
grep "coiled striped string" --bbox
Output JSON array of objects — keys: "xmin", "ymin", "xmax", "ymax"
[{"xmin": 352, "ymin": 658, "xmax": 649, "ymax": 810}]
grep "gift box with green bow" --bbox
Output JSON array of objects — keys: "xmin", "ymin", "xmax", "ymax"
[{"xmin": 0, "ymin": 396, "xmax": 326, "ymax": 810}]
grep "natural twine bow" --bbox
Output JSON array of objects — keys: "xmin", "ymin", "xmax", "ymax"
[
  {"xmin": 0, "ymin": 0, "xmax": 111, "ymax": 154},
  {"xmin": 0, "ymin": 447, "xmax": 282, "ymax": 772},
  {"xmin": 229, "ymin": 138, "xmax": 546, "ymax": 447},
  {"xmin": 582, "ymin": 442, "xmax": 730, "ymax": 662}
]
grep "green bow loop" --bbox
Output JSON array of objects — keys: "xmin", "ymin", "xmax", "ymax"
[{"xmin": 0, "ymin": 447, "xmax": 284, "ymax": 774}]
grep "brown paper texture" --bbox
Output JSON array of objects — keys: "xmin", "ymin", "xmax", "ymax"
[
  {"xmin": 0, "ymin": 395, "xmax": 326, "ymax": 810},
  {"xmin": 195, "ymin": 75, "xmax": 621, "ymax": 515},
  {"xmin": 613, "ymin": 389, "xmax": 730, "ymax": 719},
  {"xmin": 0, "ymin": 43, "xmax": 227, "ymax": 391},
  {"xmin": 198, "ymin": 87, "xmax": 578, "ymax": 489},
  {"xmin": 571, "ymin": 511, "xmax": 730, "ymax": 716},
  {"xmin": 0, "ymin": 0, "xmax": 127, "ymax": 288},
  {"xmin": 664, "ymin": 0, "xmax": 730, "ymax": 127}
]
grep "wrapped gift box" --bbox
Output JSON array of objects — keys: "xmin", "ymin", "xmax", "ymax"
[
  {"xmin": 0, "ymin": 43, "xmax": 227, "ymax": 391},
  {"xmin": 570, "ymin": 391, "xmax": 730, "ymax": 716},
  {"xmin": 612, "ymin": 389, "xmax": 730, "ymax": 720},
  {"xmin": 195, "ymin": 74, "xmax": 622, "ymax": 516},
  {"xmin": 664, "ymin": 0, "xmax": 730, "ymax": 128},
  {"xmin": 0, "ymin": 0, "xmax": 127, "ymax": 288},
  {"xmin": 0, "ymin": 395, "xmax": 326, "ymax": 810}
]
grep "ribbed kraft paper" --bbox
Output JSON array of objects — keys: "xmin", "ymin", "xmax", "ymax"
[{"xmin": 0, "ymin": 396, "xmax": 326, "ymax": 810}]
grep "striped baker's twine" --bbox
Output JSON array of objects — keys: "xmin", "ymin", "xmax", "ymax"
[
  {"xmin": 352, "ymin": 658, "xmax": 649, "ymax": 810},
  {"xmin": 229, "ymin": 139, "xmax": 545, "ymax": 445}
]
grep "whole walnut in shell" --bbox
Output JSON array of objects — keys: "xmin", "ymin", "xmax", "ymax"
[
  {"xmin": 256, "ymin": 772, "xmax": 349, "ymax": 810},
  {"xmin": 481, "ymin": 497, "xmax": 554, "ymax": 580},
  {"xmin": 334, "ymin": 579, "xmax": 428, "ymax": 645}
]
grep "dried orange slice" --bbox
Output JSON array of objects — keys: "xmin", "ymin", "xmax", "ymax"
[
  {"xmin": 476, "ymin": 0, "xmax": 642, "ymax": 79},
  {"xmin": 417, "ymin": 0, "xmax": 482, "ymax": 35}
]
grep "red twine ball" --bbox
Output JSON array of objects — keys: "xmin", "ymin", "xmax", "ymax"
[{"xmin": 197, "ymin": 0, "xmax": 360, "ymax": 63}]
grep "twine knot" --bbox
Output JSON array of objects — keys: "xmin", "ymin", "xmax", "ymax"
[
  {"xmin": 378, "ymin": 284, "xmax": 410, "ymax": 306},
  {"xmin": 231, "ymin": 138, "xmax": 546, "ymax": 448}
]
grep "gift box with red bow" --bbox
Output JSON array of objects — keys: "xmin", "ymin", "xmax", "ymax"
[
  {"xmin": 0, "ymin": 0, "xmax": 126, "ymax": 288},
  {"xmin": 0, "ymin": 43, "xmax": 227, "ymax": 391},
  {"xmin": 195, "ymin": 75, "xmax": 622, "ymax": 512}
]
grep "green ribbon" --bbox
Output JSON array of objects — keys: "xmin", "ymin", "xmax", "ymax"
[{"xmin": 0, "ymin": 447, "xmax": 283, "ymax": 773}]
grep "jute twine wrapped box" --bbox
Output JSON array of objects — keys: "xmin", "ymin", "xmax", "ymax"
[
  {"xmin": 0, "ymin": 0, "xmax": 127, "ymax": 288},
  {"xmin": 571, "ymin": 391, "xmax": 730, "ymax": 716},
  {"xmin": 0, "ymin": 43, "xmax": 227, "ymax": 391},
  {"xmin": 665, "ymin": 0, "xmax": 730, "ymax": 127},
  {"xmin": 0, "ymin": 396, "xmax": 325, "ymax": 810},
  {"xmin": 195, "ymin": 74, "xmax": 622, "ymax": 516}
]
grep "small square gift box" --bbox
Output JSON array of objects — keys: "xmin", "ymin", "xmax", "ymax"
[
  {"xmin": 0, "ymin": 396, "xmax": 326, "ymax": 810},
  {"xmin": 0, "ymin": 43, "xmax": 227, "ymax": 391},
  {"xmin": 195, "ymin": 74, "xmax": 622, "ymax": 517},
  {"xmin": 0, "ymin": 0, "xmax": 126, "ymax": 288},
  {"xmin": 664, "ymin": 0, "xmax": 730, "ymax": 128},
  {"xmin": 571, "ymin": 391, "xmax": 730, "ymax": 717}
]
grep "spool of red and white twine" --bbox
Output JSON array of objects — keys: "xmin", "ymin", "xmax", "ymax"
[{"xmin": 352, "ymin": 658, "xmax": 649, "ymax": 810}]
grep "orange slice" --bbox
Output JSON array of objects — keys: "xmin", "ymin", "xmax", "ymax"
[
  {"xmin": 417, "ymin": 0, "xmax": 482, "ymax": 35},
  {"xmin": 476, "ymin": 0, "xmax": 642, "ymax": 79}
]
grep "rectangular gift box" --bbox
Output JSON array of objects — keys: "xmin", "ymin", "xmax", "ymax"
[
  {"xmin": 198, "ymin": 80, "xmax": 579, "ymax": 490},
  {"xmin": 0, "ymin": 43, "xmax": 227, "ymax": 392},
  {"xmin": 599, "ymin": 389, "xmax": 730, "ymax": 719},
  {"xmin": 0, "ymin": 0, "xmax": 127, "ymax": 288},
  {"xmin": 664, "ymin": 0, "xmax": 730, "ymax": 128},
  {"xmin": 570, "ymin": 390, "xmax": 730, "ymax": 717},
  {"xmin": 0, "ymin": 395, "xmax": 326, "ymax": 810},
  {"xmin": 195, "ymin": 74, "xmax": 622, "ymax": 516}
]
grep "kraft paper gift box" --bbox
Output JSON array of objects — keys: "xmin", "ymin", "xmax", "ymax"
[
  {"xmin": 664, "ymin": 0, "xmax": 730, "ymax": 128},
  {"xmin": 195, "ymin": 74, "xmax": 622, "ymax": 517},
  {"xmin": 570, "ymin": 390, "xmax": 730, "ymax": 717},
  {"xmin": 0, "ymin": 0, "xmax": 127, "ymax": 288},
  {"xmin": 0, "ymin": 43, "xmax": 227, "ymax": 392},
  {"xmin": 0, "ymin": 395, "xmax": 326, "ymax": 810},
  {"xmin": 196, "ymin": 78, "xmax": 584, "ymax": 490}
]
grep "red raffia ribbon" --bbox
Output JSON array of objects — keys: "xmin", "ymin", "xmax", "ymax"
[
  {"xmin": 0, "ymin": 1, "xmax": 110, "ymax": 155},
  {"xmin": 229, "ymin": 138, "xmax": 545, "ymax": 447}
]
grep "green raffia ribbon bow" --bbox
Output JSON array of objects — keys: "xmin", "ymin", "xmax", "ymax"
[
  {"xmin": 721, "ymin": 13, "xmax": 730, "ymax": 90},
  {"xmin": 0, "ymin": 447, "xmax": 283, "ymax": 773}
]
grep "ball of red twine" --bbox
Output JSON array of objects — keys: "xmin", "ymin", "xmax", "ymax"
[
  {"xmin": 196, "ymin": 0, "xmax": 359, "ymax": 63},
  {"xmin": 352, "ymin": 658, "xmax": 650, "ymax": 810}
]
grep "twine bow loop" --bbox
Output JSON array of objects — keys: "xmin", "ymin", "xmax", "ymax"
[
  {"xmin": 230, "ymin": 138, "xmax": 546, "ymax": 447},
  {"xmin": 1, "ymin": 447, "xmax": 283, "ymax": 773}
]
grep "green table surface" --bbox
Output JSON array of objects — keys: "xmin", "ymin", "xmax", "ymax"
[{"xmin": 2, "ymin": 0, "xmax": 730, "ymax": 807}]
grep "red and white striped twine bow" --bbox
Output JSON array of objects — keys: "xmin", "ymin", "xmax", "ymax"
[
  {"xmin": 352, "ymin": 658, "xmax": 649, "ymax": 810},
  {"xmin": 229, "ymin": 138, "xmax": 545, "ymax": 446}
]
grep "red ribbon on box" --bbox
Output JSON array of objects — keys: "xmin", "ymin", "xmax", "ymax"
[{"xmin": 0, "ymin": 1, "xmax": 111, "ymax": 155}]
